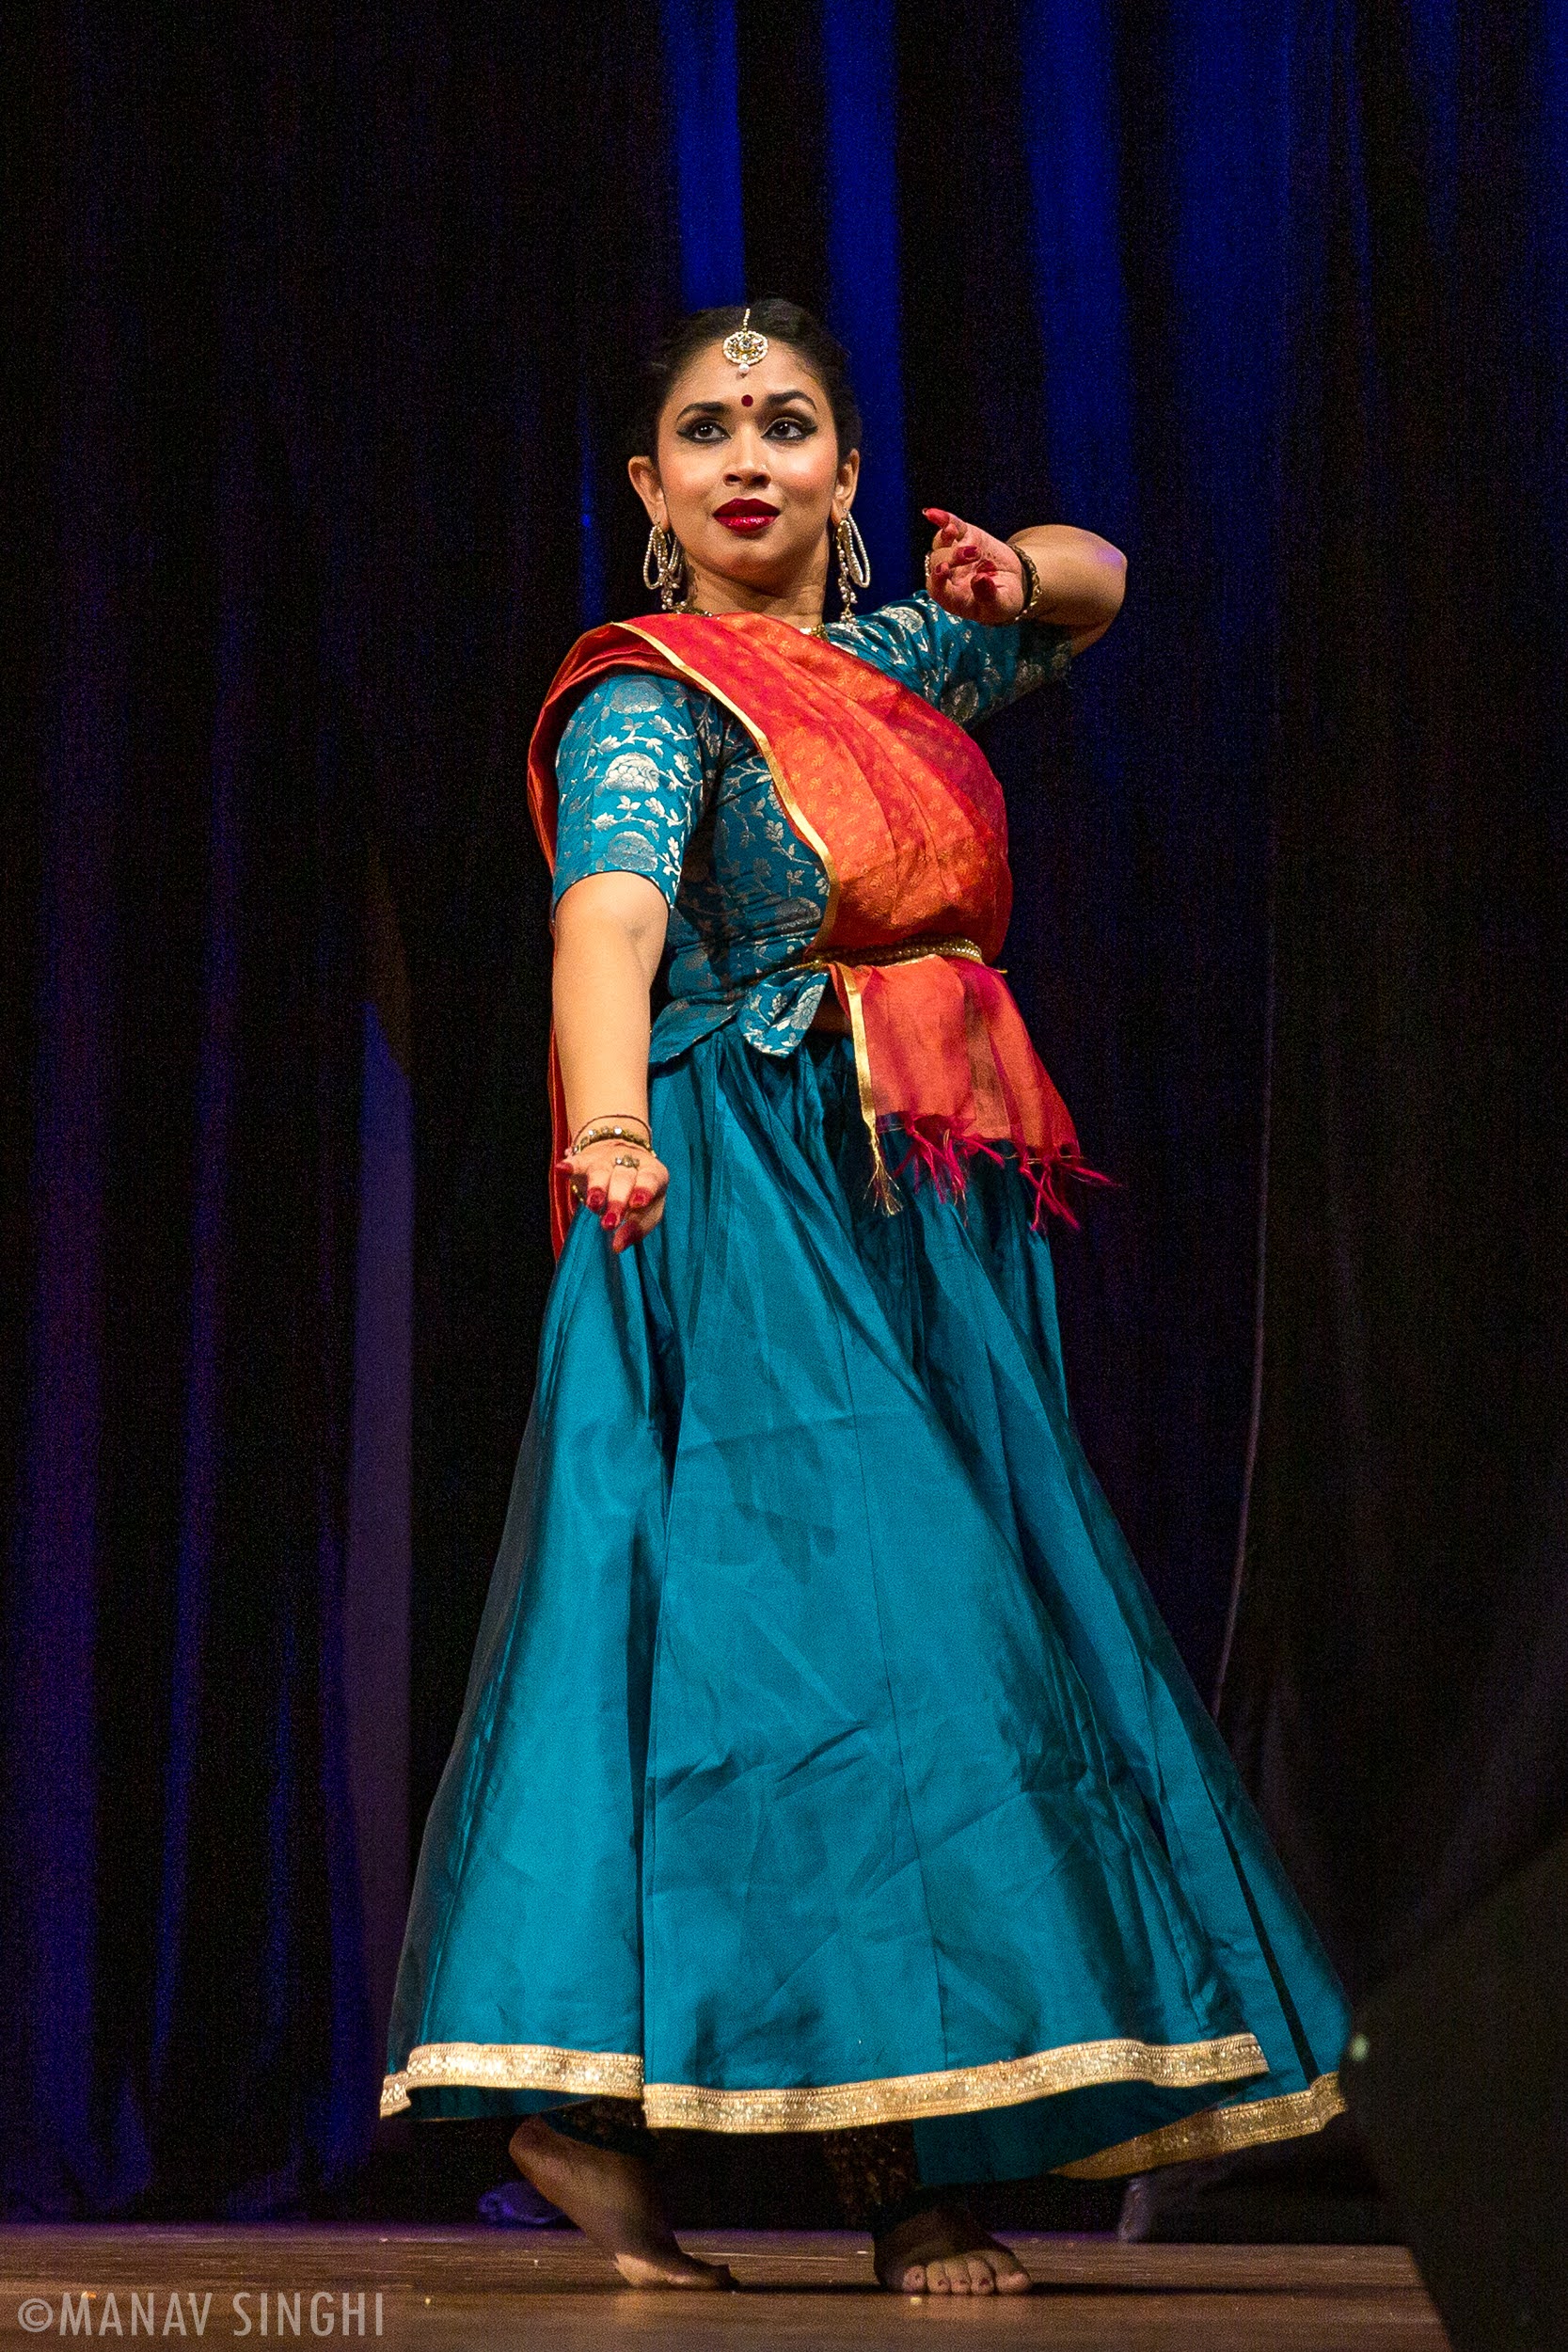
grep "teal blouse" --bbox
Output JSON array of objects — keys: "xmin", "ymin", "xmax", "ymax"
[{"xmin": 552, "ymin": 593, "xmax": 1072, "ymax": 1065}]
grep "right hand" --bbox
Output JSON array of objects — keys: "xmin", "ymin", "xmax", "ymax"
[{"xmin": 556, "ymin": 1138, "xmax": 670, "ymax": 1255}]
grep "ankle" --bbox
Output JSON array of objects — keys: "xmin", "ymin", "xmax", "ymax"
[{"xmin": 870, "ymin": 2186, "xmax": 956, "ymax": 2240}]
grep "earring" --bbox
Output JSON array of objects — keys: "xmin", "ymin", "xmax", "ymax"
[
  {"xmin": 834, "ymin": 512, "xmax": 871, "ymax": 617},
  {"xmin": 643, "ymin": 523, "xmax": 689, "ymax": 612}
]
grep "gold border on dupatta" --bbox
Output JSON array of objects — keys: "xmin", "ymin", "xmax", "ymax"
[
  {"xmin": 616, "ymin": 619, "xmax": 905, "ymax": 1183},
  {"xmin": 615, "ymin": 620, "xmax": 842, "ymax": 948},
  {"xmin": 381, "ymin": 2027, "xmax": 1268, "ymax": 2130},
  {"xmin": 1053, "ymin": 2069, "xmax": 1346, "ymax": 2178}
]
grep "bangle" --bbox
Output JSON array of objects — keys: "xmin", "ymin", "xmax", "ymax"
[
  {"xmin": 1009, "ymin": 543, "xmax": 1046, "ymax": 623},
  {"xmin": 571, "ymin": 1116, "xmax": 652, "ymax": 1155}
]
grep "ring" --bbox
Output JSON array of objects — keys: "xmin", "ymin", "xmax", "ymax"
[{"xmin": 611, "ymin": 1153, "xmax": 641, "ymax": 1168}]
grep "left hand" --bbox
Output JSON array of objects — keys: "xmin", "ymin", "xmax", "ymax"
[{"xmin": 922, "ymin": 507, "xmax": 1027, "ymax": 624}]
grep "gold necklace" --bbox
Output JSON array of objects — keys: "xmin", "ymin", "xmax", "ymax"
[{"xmin": 677, "ymin": 599, "xmax": 831, "ymax": 640}]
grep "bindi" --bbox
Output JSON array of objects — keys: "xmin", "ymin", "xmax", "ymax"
[{"xmin": 741, "ymin": 394, "xmax": 753, "ymax": 406}]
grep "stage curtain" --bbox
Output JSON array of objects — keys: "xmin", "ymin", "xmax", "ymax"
[{"xmin": 4, "ymin": 0, "xmax": 1562, "ymax": 2214}]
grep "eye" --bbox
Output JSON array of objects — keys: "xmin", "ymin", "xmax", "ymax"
[
  {"xmin": 679, "ymin": 419, "xmax": 725, "ymax": 443},
  {"xmin": 767, "ymin": 416, "xmax": 813, "ymax": 440}
]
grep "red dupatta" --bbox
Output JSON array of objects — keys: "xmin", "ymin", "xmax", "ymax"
[{"xmin": 527, "ymin": 609, "xmax": 1107, "ymax": 1253}]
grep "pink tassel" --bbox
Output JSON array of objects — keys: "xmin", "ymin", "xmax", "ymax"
[{"xmin": 884, "ymin": 1123, "xmax": 1118, "ymax": 1227}]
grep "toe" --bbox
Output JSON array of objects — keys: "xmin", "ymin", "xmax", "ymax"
[
  {"xmin": 898, "ymin": 2264, "xmax": 926, "ymax": 2294},
  {"xmin": 966, "ymin": 2254, "xmax": 995, "ymax": 2293}
]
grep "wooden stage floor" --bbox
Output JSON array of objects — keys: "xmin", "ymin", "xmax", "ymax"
[{"xmin": 0, "ymin": 2226, "xmax": 1448, "ymax": 2349}]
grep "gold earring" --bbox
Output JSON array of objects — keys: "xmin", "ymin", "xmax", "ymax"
[
  {"xmin": 643, "ymin": 523, "xmax": 689, "ymax": 612},
  {"xmin": 834, "ymin": 513, "xmax": 871, "ymax": 616}
]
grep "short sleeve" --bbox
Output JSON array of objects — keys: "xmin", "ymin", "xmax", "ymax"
[
  {"xmin": 834, "ymin": 590, "xmax": 1073, "ymax": 728},
  {"xmin": 551, "ymin": 673, "xmax": 709, "ymax": 908}
]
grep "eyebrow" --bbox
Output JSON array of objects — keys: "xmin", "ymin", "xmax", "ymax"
[{"xmin": 673, "ymin": 387, "xmax": 821, "ymax": 423}]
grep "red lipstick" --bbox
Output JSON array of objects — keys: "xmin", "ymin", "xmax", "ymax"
[{"xmin": 714, "ymin": 499, "xmax": 779, "ymax": 534}]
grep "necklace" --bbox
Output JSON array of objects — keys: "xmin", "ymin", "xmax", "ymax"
[{"xmin": 677, "ymin": 599, "xmax": 831, "ymax": 640}]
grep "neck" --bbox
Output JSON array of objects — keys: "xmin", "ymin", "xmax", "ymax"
[{"xmin": 682, "ymin": 549, "xmax": 831, "ymax": 632}]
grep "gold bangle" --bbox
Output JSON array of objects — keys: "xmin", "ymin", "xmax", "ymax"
[
  {"xmin": 1010, "ymin": 542, "xmax": 1045, "ymax": 623},
  {"xmin": 571, "ymin": 1117, "xmax": 652, "ymax": 1155}
]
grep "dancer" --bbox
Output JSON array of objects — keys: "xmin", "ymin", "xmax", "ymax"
[{"xmin": 382, "ymin": 299, "xmax": 1350, "ymax": 2296}]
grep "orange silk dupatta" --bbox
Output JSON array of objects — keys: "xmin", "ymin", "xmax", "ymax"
[{"xmin": 527, "ymin": 610, "xmax": 1106, "ymax": 1253}]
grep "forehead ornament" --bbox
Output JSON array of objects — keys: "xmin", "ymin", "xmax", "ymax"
[{"xmin": 721, "ymin": 305, "xmax": 769, "ymax": 376}]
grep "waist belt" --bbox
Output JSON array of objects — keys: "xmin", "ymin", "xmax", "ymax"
[{"xmin": 798, "ymin": 935, "xmax": 986, "ymax": 973}]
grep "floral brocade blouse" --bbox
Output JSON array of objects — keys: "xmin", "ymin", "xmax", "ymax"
[{"xmin": 551, "ymin": 592, "xmax": 1073, "ymax": 1065}]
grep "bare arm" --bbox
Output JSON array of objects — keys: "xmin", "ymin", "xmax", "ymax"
[
  {"xmin": 924, "ymin": 507, "xmax": 1127, "ymax": 654},
  {"xmin": 1006, "ymin": 523, "xmax": 1126, "ymax": 652},
  {"xmin": 552, "ymin": 870, "xmax": 671, "ymax": 1254}
]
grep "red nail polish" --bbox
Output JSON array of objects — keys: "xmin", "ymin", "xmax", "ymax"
[
  {"xmin": 602, "ymin": 1211, "xmax": 621, "ymax": 1230},
  {"xmin": 587, "ymin": 1190, "xmax": 606, "ymax": 1211},
  {"xmin": 630, "ymin": 1190, "xmax": 650, "ymax": 1209}
]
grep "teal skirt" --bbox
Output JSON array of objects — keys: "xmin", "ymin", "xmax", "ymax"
[{"xmin": 383, "ymin": 1026, "xmax": 1349, "ymax": 2181}]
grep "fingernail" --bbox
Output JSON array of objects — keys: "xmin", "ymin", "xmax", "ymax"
[
  {"xmin": 602, "ymin": 1211, "xmax": 621, "ymax": 1230},
  {"xmin": 587, "ymin": 1189, "xmax": 606, "ymax": 1211},
  {"xmin": 630, "ymin": 1190, "xmax": 650, "ymax": 1208}
]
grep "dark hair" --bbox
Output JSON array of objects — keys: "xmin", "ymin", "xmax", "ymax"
[{"xmin": 627, "ymin": 297, "xmax": 863, "ymax": 463}]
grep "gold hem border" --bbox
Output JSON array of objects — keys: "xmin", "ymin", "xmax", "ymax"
[
  {"xmin": 1053, "ymin": 2069, "xmax": 1347, "ymax": 2178},
  {"xmin": 381, "ymin": 2028, "xmax": 1265, "ymax": 2131},
  {"xmin": 380, "ymin": 2042, "xmax": 643, "ymax": 2119},
  {"xmin": 640, "ymin": 2030, "xmax": 1264, "ymax": 2134}
]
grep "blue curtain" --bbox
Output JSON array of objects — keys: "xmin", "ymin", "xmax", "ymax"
[{"xmin": 5, "ymin": 0, "xmax": 1563, "ymax": 2215}]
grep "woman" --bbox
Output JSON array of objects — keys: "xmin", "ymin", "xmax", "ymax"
[{"xmin": 381, "ymin": 299, "xmax": 1351, "ymax": 2297}]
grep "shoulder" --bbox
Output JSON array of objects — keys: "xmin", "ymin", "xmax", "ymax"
[
  {"xmin": 561, "ymin": 668, "xmax": 697, "ymax": 740},
  {"xmin": 558, "ymin": 666, "xmax": 743, "ymax": 777}
]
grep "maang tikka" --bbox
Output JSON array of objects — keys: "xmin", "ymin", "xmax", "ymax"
[{"xmin": 721, "ymin": 305, "xmax": 768, "ymax": 374}]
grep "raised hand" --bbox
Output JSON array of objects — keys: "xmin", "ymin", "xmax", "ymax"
[{"xmin": 922, "ymin": 507, "xmax": 1028, "ymax": 624}]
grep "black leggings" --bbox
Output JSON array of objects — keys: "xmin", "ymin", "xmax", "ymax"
[{"xmin": 537, "ymin": 2099, "xmax": 957, "ymax": 2235}]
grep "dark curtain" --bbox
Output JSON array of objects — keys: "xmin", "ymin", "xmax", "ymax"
[
  {"xmin": 1218, "ymin": 6, "xmax": 1568, "ymax": 1998},
  {"xmin": 4, "ymin": 0, "xmax": 1562, "ymax": 2217}
]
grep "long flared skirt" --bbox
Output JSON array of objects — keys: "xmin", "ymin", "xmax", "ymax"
[{"xmin": 382, "ymin": 1026, "xmax": 1350, "ymax": 2180}]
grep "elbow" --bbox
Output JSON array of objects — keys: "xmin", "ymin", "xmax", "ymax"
[
  {"xmin": 554, "ymin": 871, "xmax": 671, "ymax": 986},
  {"xmin": 1100, "ymin": 539, "xmax": 1128, "ymax": 619}
]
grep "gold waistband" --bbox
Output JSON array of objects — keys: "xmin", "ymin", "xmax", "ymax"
[{"xmin": 799, "ymin": 935, "xmax": 985, "ymax": 973}]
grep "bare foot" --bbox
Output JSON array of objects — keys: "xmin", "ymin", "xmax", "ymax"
[
  {"xmin": 508, "ymin": 2116, "xmax": 734, "ymax": 2290},
  {"xmin": 873, "ymin": 2201, "xmax": 1033, "ymax": 2295}
]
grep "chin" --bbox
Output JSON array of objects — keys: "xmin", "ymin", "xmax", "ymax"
[
  {"xmin": 705, "ymin": 546, "xmax": 790, "ymax": 590},
  {"xmin": 715, "ymin": 516, "xmax": 810, "ymax": 556}
]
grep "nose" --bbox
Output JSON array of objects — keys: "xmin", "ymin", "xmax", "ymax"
[{"xmin": 723, "ymin": 427, "xmax": 772, "ymax": 485}]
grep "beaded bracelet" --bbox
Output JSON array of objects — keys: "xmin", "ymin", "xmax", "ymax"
[{"xmin": 570, "ymin": 1116, "xmax": 653, "ymax": 1155}]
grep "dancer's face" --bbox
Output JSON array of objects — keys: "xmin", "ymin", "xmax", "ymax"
[{"xmin": 628, "ymin": 338, "xmax": 859, "ymax": 608}]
